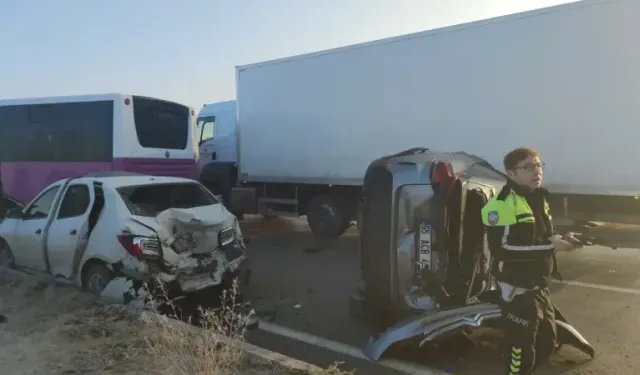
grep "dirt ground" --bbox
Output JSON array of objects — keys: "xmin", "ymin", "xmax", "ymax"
[{"xmin": 0, "ymin": 269, "xmax": 346, "ymax": 375}]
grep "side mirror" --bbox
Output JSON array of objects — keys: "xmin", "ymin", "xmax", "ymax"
[{"xmin": 5, "ymin": 208, "xmax": 23, "ymax": 219}]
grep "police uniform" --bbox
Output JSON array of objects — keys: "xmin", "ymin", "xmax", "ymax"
[{"xmin": 481, "ymin": 179, "xmax": 559, "ymax": 375}]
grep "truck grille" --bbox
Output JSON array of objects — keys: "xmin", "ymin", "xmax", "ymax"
[{"xmin": 219, "ymin": 228, "xmax": 235, "ymax": 247}]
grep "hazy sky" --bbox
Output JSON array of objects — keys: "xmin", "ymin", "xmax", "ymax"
[{"xmin": 0, "ymin": 0, "xmax": 572, "ymax": 109}]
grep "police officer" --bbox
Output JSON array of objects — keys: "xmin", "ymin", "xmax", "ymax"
[{"xmin": 481, "ymin": 147, "xmax": 581, "ymax": 375}]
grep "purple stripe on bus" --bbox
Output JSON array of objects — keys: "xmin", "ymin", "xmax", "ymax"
[{"xmin": 1, "ymin": 158, "xmax": 198, "ymax": 205}]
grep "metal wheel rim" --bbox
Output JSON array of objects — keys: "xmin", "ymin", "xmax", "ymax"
[{"xmin": 88, "ymin": 272, "xmax": 108, "ymax": 294}]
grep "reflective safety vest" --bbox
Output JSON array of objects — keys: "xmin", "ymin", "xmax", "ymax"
[{"xmin": 481, "ymin": 184, "xmax": 556, "ymax": 289}]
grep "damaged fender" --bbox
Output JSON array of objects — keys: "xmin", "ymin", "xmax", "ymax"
[
  {"xmin": 123, "ymin": 207, "xmax": 246, "ymax": 293},
  {"xmin": 554, "ymin": 306, "xmax": 596, "ymax": 358},
  {"xmin": 363, "ymin": 302, "xmax": 596, "ymax": 362},
  {"xmin": 363, "ymin": 303, "xmax": 502, "ymax": 361}
]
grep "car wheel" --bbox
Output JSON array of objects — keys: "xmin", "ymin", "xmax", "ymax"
[
  {"xmin": 306, "ymin": 194, "xmax": 351, "ymax": 239},
  {"xmin": 83, "ymin": 263, "xmax": 112, "ymax": 296},
  {"xmin": 0, "ymin": 241, "xmax": 16, "ymax": 269}
]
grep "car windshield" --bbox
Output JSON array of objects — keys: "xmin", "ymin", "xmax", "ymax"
[{"xmin": 117, "ymin": 182, "xmax": 219, "ymax": 217}]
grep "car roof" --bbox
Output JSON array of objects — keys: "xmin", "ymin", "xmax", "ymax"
[
  {"xmin": 57, "ymin": 175, "xmax": 198, "ymax": 189},
  {"xmin": 383, "ymin": 149, "xmax": 494, "ymax": 169}
]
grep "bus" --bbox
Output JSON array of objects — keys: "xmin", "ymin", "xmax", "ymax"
[{"xmin": 0, "ymin": 94, "xmax": 198, "ymax": 206}]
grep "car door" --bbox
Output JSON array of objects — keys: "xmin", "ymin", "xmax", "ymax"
[
  {"xmin": 46, "ymin": 183, "xmax": 93, "ymax": 279},
  {"xmin": 11, "ymin": 184, "xmax": 62, "ymax": 271}
]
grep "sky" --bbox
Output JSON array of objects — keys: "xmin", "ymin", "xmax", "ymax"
[{"xmin": 0, "ymin": 0, "xmax": 574, "ymax": 110}]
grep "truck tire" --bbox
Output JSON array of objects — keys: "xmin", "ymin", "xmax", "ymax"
[{"xmin": 306, "ymin": 194, "xmax": 351, "ymax": 239}]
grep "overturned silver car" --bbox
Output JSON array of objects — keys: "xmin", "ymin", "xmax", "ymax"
[
  {"xmin": 0, "ymin": 172, "xmax": 250, "ymax": 301},
  {"xmin": 351, "ymin": 148, "xmax": 595, "ymax": 361}
]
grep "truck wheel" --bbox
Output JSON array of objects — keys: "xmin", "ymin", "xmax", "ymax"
[{"xmin": 306, "ymin": 194, "xmax": 351, "ymax": 239}]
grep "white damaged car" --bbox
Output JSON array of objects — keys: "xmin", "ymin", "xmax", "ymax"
[{"xmin": 0, "ymin": 173, "xmax": 250, "ymax": 298}]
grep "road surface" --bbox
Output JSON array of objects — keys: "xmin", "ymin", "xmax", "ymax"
[{"xmin": 240, "ymin": 216, "xmax": 640, "ymax": 374}]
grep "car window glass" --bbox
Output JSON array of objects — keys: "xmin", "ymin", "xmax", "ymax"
[
  {"xmin": 25, "ymin": 186, "xmax": 61, "ymax": 219},
  {"xmin": 117, "ymin": 183, "xmax": 217, "ymax": 217},
  {"xmin": 57, "ymin": 184, "xmax": 91, "ymax": 219}
]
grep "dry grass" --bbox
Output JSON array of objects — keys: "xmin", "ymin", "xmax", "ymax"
[
  {"xmin": 140, "ymin": 278, "xmax": 353, "ymax": 375},
  {"xmin": 0, "ymin": 270, "xmax": 353, "ymax": 375}
]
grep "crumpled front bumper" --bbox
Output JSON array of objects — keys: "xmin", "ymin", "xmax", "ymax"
[
  {"xmin": 363, "ymin": 303, "xmax": 502, "ymax": 361},
  {"xmin": 163, "ymin": 241, "xmax": 249, "ymax": 293},
  {"xmin": 363, "ymin": 301, "xmax": 596, "ymax": 362}
]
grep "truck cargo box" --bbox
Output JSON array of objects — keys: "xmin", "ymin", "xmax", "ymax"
[{"xmin": 236, "ymin": 0, "xmax": 640, "ymax": 196}]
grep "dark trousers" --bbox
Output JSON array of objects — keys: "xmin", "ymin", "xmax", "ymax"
[{"xmin": 502, "ymin": 287, "xmax": 557, "ymax": 375}]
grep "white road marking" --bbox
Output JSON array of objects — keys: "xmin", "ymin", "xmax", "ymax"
[
  {"xmin": 553, "ymin": 279, "xmax": 640, "ymax": 295},
  {"xmin": 257, "ymin": 320, "xmax": 445, "ymax": 375},
  {"xmin": 257, "ymin": 280, "xmax": 640, "ymax": 374}
]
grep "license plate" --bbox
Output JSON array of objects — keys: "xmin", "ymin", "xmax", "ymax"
[{"xmin": 418, "ymin": 221, "xmax": 432, "ymax": 271}]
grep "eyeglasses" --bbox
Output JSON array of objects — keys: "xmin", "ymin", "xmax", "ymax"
[{"xmin": 517, "ymin": 162, "xmax": 545, "ymax": 172}]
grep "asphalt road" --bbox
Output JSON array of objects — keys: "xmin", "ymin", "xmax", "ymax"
[{"xmin": 240, "ymin": 216, "xmax": 640, "ymax": 375}]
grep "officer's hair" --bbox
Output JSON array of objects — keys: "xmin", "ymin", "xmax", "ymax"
[{"xmin": 503, "ymin": 147, "xmax": 539, "ymax": 171}]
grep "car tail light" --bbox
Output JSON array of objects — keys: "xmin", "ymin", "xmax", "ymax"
[
  {"xmin": 431, "ymin": 161, "xmax": 454, "ymax": 183},
  {"xmin": 117, "ymin": 233, "xmax": 144, "ymax": 260},
  {"xmin": 430, "ymin": 160, "xmax": 456, "ymax": 196}
]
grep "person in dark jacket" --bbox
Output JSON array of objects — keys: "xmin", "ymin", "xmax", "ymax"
[{"xmin": 481, "ymin": 147, "xmax": 581, "ymax": 375}]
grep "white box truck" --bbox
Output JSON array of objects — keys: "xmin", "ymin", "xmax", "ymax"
[{"xmin": 198, "ymin": 0, "xmax": 640, "ymax": 238}]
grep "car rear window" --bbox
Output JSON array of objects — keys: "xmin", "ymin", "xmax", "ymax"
[{"xmin": 117, "ymin": 182, "xmax": 219, "ymax": 217}]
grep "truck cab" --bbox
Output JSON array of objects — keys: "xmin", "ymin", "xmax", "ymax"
[
  {"xmin": 196, "ymin": 101, "xmax": 239, "ymax": 208},
  {"xmin": 196, "ymin": 100, "xmax": 238, "ymax": 167}
]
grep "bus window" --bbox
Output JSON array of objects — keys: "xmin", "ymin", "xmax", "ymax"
[
  {"xmin": 132, "ymin": 96, "xmax": 189, "ymax": 150},
  {"xmin": 1, "ymin": 101, "xmax": 113, "ymax": 163}
]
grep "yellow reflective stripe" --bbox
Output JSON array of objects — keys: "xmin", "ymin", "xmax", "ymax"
[
  {"xmin": 515, "ymin": 214, "xmax": 534, "ymax": 224},
  {"xmin": 510, "ymin": 347, "xmax": 522, "ymax": 374},
  {"xmin": 501, "ymin": 226, "xmax": 555, "ymax": 251},
  {"xmin": 517, "ymin": 217, "xmax": 535, "ymax": 223},
  {"xmin": 511, "ymin": 359, "xmax": 522, "ymax": 366},
  {"xmin": 511, "ymin": 347, "xmax": 522, "ymax": 354},
  {"xmin": 544, "ymin": 201, "xmax": 552, "ymax": 219}
]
